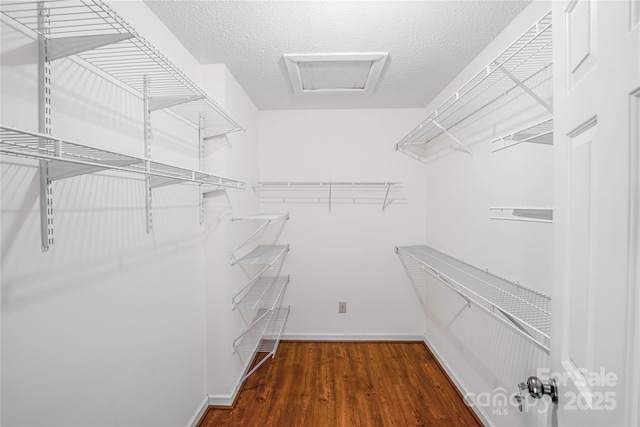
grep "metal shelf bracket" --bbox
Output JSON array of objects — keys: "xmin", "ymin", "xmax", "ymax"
[
  {"xmin": 428, "ymin": 117, "xmax": 473, "ymax": 157},
  {"xmin": 47, "ymin": 33, "xmax": 134, "ymax": 61},
  {"xmin": 497, "ymin": 65, "xmax": 553, "ymax": 114},
  {"xmin": 148, "ymin": 95, "xmax": 205, "ymax": 112}
]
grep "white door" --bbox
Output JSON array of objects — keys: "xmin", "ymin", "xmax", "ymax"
[{"xmin": 551, "ymin": 0, "xmax": 640, "ymax": 426}]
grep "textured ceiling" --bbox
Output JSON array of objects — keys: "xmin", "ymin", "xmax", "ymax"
[{"xmin": 144, "ymin": 1, "xmax": 531, "ymax": 110}]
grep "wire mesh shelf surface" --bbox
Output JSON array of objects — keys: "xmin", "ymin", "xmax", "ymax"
[
  {"xmin": 396, "ymin": 11, "xmax": 552, "ymax": 151},
  {"xmin": 490, "ymin": 207, "xmax": 553, "ymax": 223},
  {"xmin": 257, "ymin": 181, "xmax": 404, "ymax": 211},
  {"xmin": 235, "ymin": 244, "xmax": 289, "ymax": 266},
  {"xmin": 233, "ymin": 303, "xmax": 289, "ymax": 354},
  {"xmin": 491, "ymin": 118, "xmax": 554, "ymax": 152},
  {"xmin": 0, "ymin": 125, "xmax": 245, "ymax": 190},
  {"xmin": 396, "ymin": 245, "xmax": 551, "ymax": 352},
  {"xmin": 0, "ymin": 0, "xmax": 242, "ymax": 137},
  {"xmin": 237, "ymin": 305, "xmax": 290, "ymax": 383},
  {"xmin": 233, "ymin": 275, "xmax": 290, "ymax": 310},
  {"xmin": 231, "ymin": 213, "xmax": 290, "ymax": 222},
  {"xmin": 256, "ymin": 305, "xmax": 290, "ymax": 352}
]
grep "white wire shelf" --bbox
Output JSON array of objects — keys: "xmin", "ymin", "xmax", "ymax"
[
  {"xmin": 491, "ymin": 118, "xmax": 554, "ymax": 152},
  {"xmin": 257, "ymin": 181, "xmax": 404, "ymax": 212},
  {"xmin": 234, "ymin": 244, "xmax": 289, "ymax": 266},
  {"xmin": 230, "ymin": 213, "xmax": 290, "ymax": 265},
  {"xmin": 490, "ymin": 207, "xmax": 553, "ymax": 223},
  {"xmin": 0, "ymin": 0, "xmax": 242, "ymax": 138},
  {"xmin": 236, "ymin": 305, "xmax": 290, "ymax": 383},
  {"xmin": 231, "ymin": 213, "xmax": 290, "ymax": 222},
  {"xmin": 396, "ymin": 11, "xmax": 552, "ymax": 158},
  {"xmin": 396, "ymin": 245, "xmax": 551, "ymax": 353},
  {"xmin": 233, "ymin": 275, "xmax": 290, "ymax": 310},
  {"xmin": 0, "ymin": 125, "xmax": 245, "ymax": 191}
]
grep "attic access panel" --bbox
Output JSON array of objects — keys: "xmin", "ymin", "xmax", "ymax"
[{"xmin": 284, "ymin": 52, "xmax": 388, "ymax": 94}]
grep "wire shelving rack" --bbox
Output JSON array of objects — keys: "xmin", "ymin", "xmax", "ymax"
[
  {"xmin": 396, "ymin": 245, "xmax": 551, "ymax": 353},
  {"xmin": 234, "ymin": 305, "xmax": 290, "ymax": 383},
  {"xmin": 230, "ymin": 213, "xmax": 289, "ymax": 265},
  {"xmin": 230, "ymin": 213, "xmax": 291, "ymax": 382},
  {"xmin": 491, "ymin": 118, "xmax": 554, "ymax": 152},
  {"xmin": 0, "ymin": 0, "xmax": 242, "ymax": 138},
  {"xmin": 0, "ymin": 125, "xmax": 245, "ymax": 191},
  {"xmin": 489, "ymin": 207, "xmax": 553, "ymax": 223},
  {"xmin": 233, "ymin": 275, "xmax": 290, "ymax": 310},
  {"xmin": 256, "ymin": 181, "xmax": 404, "ymax": 212},
  {"xmin": 234, "ymin": 244, "xmax": 289, "ymax": 267},
  {"xmin": 396, "ymin": 11, "xmax": 552, "ymax": 158}
]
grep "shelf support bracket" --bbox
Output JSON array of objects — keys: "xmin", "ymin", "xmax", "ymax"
[
  {"xmin": 230, "ymin": 220, "xmax": 272, "ymax": 265},
  {"xmin": 498, "ymin": 65, "xmax": 553, "ymax": 114},
  {"xmin": 47, "ymin": 33, "xmax": 133, "ymax": 61},
  {"xmin": 427, "ymin": 118, "xmax": 473, "ymax": 157},
  {"xmin": 148, "ymin": 95, "xmax": 205, "ymax": 112},
  {"xmin": 38, "ymin": 1, "xmax": 53, "ymax": 251},
  {"xmin": 143, "ymin": 75, "xmax": 152, "ymax": 234},
  {"xmin": 47, "ymin": 159, "xmax": 142, "ymax": 181},
  {"xmin": 382, "ymin": 183, "xmax": 391, "ymax": 212}
]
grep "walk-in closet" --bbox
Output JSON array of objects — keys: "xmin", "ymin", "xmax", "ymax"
[{"xmin": 1, "ymin": 1, "xmax": 639, "ymax": 426}]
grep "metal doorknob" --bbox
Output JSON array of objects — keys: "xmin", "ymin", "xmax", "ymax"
[{"xmin": 515, "ymin": 376, "xmax": 558, "ymax": 411}]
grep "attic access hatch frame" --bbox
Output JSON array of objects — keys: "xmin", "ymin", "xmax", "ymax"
[
  {"xmin": 284, "ymin": 52, "xmax": 389, "ymax": 95},
  {"xmin": 396, "ymin": 11, "xmax": 553, "ymax": 159}
]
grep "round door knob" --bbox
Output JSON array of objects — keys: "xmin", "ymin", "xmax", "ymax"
[{"xmin": 527, "ymin": 376, "xmax": 544, "ymax": 399}]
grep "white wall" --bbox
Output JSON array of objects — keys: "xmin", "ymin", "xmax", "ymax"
[
  {"xmin": 258, "ymin": 109, "xmax": 426, "ymax": 339},
  {"xmin": 198, "ymin": 64, "xmax": 261, "ymax": 402},
  {"xmin": 0, "ymin": 2, "xmax": 256, "ymax": 425},
  {"xmin": 418, "ymin": 1, "xmax": 553, "ymax": 426}
]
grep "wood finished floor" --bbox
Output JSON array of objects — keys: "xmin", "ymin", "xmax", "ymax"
[{"xmin": 198, "ymin": 341, "xmax": 481, "ymax": 427}]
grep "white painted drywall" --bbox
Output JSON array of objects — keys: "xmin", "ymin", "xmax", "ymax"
[
  {"xmin": 258, "ymin": 109, "xmax": 427, "ymax": 338},
  {"xmin": 198, "ymin": 64, "xmax": 261, "ymax": 400},
  {"xmin": 0, "ymin": 1, "xmax": 256, "ymax": 425},
  {"xmin": 419, "ymin": 1, "xmax": 553, "ymax": 426}
]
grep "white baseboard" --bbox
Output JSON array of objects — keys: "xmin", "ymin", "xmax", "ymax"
[
  {"xmin": 187, "ymin": 396, "xmax": 209, "ymax": 427},
  {"xmin": 282, "ymin": 333, "xmax": 424, "ymax": 341},
  {"xmin": 422, "ymin": 334, "xmax": 493, "ymax": 427},
  {"xmin": 207, "ymin": 362, "xmax": 248, "ymax": 407}
]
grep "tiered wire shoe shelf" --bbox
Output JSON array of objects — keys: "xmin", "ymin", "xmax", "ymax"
[
  {"xmin": 256, "ymin": 181, "xmax": 404, "ymax": 212},
  {"xmin": 396, "ymin": 245, "xmax": 551, "ymax": 353},
  {"xmin": 491, "ymin": 117, "xmax": 553, "ymax": 152},
  {"xmin": 489, "ymin": 207, "xmax": 553, "ymax": 223},
  {"xmin": 233, "ymin": 305, "xmax": 290, "ymax": 383},
  {"xmin": 0, "ymin": 0, "xmax": 245, "ymax": 250},
  {"xmin": 230, "ymin": 213, "xmax": 290, "ymax": 265},
  {"xmin": 231, "ymin": 214, "xmax": 291, "ymax": 382},
  {"xmin": 395, "ymin": 11, "xmax": 552, "ymax": 159}
]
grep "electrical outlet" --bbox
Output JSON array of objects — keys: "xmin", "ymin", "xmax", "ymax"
[{"xmin": 338, "ymin": 301, "xmax": 347, "ymax": 313}]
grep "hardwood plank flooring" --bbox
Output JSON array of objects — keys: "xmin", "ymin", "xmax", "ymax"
[{"xmin": 198, "ymin": 341, "xmax": 481, "ymax": 427}]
